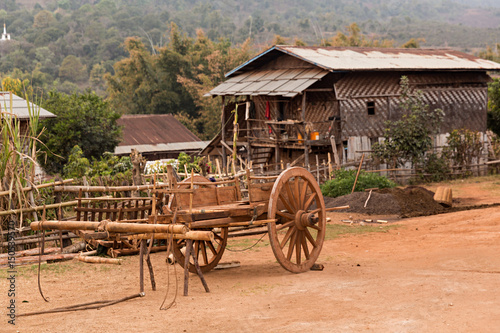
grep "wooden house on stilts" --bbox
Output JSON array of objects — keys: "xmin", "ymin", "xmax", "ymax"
[{"xmin": 203, "ymin": 46, "xmax": 500, "ymax": 174}]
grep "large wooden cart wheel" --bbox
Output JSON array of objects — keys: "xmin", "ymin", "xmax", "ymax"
[
  {"xmin": 173, "ymin": 175, "xmax": 227, "ymax": 273},
  {"xmin": 268, "ymin": 167, "xmax": 326, "ymax": 273},
  {"xmin": 172, "ymin": 227, "xmax": 228, "ymax": 273}
]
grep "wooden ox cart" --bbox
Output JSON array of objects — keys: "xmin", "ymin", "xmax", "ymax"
[
  {"xmin": 30, "ymin": 166, "xmax": 335, "ymax": 276},
  {"xmin": 154, "ymin": 166, "xmax": 330, "ymax": 274}
]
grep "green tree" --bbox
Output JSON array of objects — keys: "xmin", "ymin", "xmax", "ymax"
[
  {"xmin": 38, "ymin": 90, "xmax": 122, "ymax": 175},
  {"xmin": 59, "ymin": 55, "xmax": 88, "ymax": 83},
  {"xmin": 106, "ymin": 33, "xmax": 194, "ymax": 116},
  {"xmin": 372, "ymin": 76, "xmax": 444, "ymax": 168},
  {"xmin": 106, "ymin": 24, "xmax": 252, "ymax": 140},
  {"xmin": 401, "ymin": 38, "xmax": 425, "ymax": 48},
  {"xmin": 176, "ymin": 30, "xmax": 252, "ymax": 139},
  {"xmin": 33, "ymin": 10, "xmax": 56, "ymax": 28},
  {"xmin": 327, "ymin": 22, "xmax": 394, "ymax": 47},
  {"xmin": 488, "ymin": 78, "xmax": 500, "ymax": 136}
]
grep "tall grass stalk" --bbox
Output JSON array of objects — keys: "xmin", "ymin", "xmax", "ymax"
[{"xmin": 1, "ymin": 90, "xmax": 42, "ymax": 231}]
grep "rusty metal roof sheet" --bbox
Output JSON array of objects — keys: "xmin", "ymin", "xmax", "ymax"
[
  {"xmin": 114, "ymin": 141, "xmax": 209, "ymax": 155},
  {"xmin": 117, "ymin": 114, "xmax": 201, "ymax": 147},
  {"xmin": 278, "ymin": 46, "xmax": 500, "ymax": 71},
  {"xmin": 206, "ymin": 68, "xmax": 329, "ymax": 97},
  {"xmin": 0, "ymin": 91, "xmax": 55, "ymax": 119},
  {"xmin": 225, "ymin": 46, "xmax": 500, "ymax": 78}
]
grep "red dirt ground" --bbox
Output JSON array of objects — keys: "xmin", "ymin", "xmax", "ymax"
[{"xmin": 2, "ymin": 177, "xmax": 500, "ymax": 332}]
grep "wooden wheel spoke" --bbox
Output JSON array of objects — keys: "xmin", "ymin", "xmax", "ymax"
[
  {"xmin": 308, "ymin": 224, "xmax": 321, "ymax": 231},
  {"xmin": 286, "ymin": 230, "xmax": 297, "ymax": 260},
  {"xmin": 194, "ymin": 241, "xmax": 200, "ymax": 262},
  {"xmin": 276, "ymin": 220, "xmax": 295, "ymax": 231},
  {"xmin": 285, "ymin": 181, "xmax": 297, "ymax": 212},
  {"xmin": 214, "ymin": 233, "xmax": 224, "ymax": 241},
  {"xmin": 294, "ymin": 178, "xmax": 301, "ymax": 210},
  {"xmin": 301, "ymin": 232, "xmax": 310, "ymax": 260},
  {"xmin": 309, "ymin": 208, "xmax": 321, "ymax": 215},
  {"xmin": 279, "ymin": 192, "xmax": 295, "ymax": 214},
  {"xmin": 299, "ymin": 179, "xmax": 308, "ymax": 209},
  {"xmin": 200, "ymin": 241, "xmax": 209, "ymax": 265},
  {"xmin": 206, "ymin": 240, "xmax": 217, "ymax": 256},
  {"xmin": 276, "ymin": 210, "xmax": 294, "ymax": 221},
  {"xmin": 304, "ymin": 228, "xmax": 318, "ymax": 248},
  {"xmin": 280, "ymin": 227, "xmax": 295, "ymax": 249},
  {"xmin": 295, "ymin": 231, "xmax": 302, "ymax": 264},
  {"xmin": 304, "ymin": 193, "xmax": 317, "ymax": 211}
]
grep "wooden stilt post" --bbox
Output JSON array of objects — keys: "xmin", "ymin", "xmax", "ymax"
[
  {"xmin": 191, "ymin": 244, "xmax": 210, "ymax": 293},
  {"xmin": 302, "ymin": 92, "xmax": 309, "ymax": 169},
  {"xmin": 323, "ymin": 159, "xmax": 327, "ymax": 181},
  {"xmin": 183, "ymin": 240, "xmax": 192, "ymax": 296},
  {"xmin": 328, "ymin": 153, "xmax": 332, "ymax": 180},
  {"xmin": 221, "ymin": 96, "xmax": 227, "ymax": 173},
  {"xmin": 316, "ymin": 155, "xmax": 320, "ymax": 183},
  {"xmin": 139, "ymin": 239, "xmax": 145, "ymax": 293}
]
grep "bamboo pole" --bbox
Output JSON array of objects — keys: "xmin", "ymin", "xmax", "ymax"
[
  {"xmin": 0, "ymin": 253, "xmax": 80, "ymax": 266},
  {"xmin": 53, "ymin": 184, "xmax": 169, "ymax": 193},
  {"xmin": 0, "ymin": 179, "xmax": 74, "ymax": 197},
  {"xmin": 0, "ymin": 247, "xmax": 60, "ymax": 259},
  {"xmin": 351, "ymin": 153, "xmax": 365, "ymax": 194},
  {"xmin": 325, "ymin": 205, "xmax": 350, "ymax": 212},
  {"xmin": 30, "ymin": 221, "xmax": 188, "ymax": 234},
  {"xmin": 77, "ymin": 256, "xmax": 122, "ymax": 265},
  {"xmin": 109, "ymin": 246, "xmax": 168, "ymax": 258},
  {"xmin": 0, "ymin": 233, "xmax": 78, "ymax": 247},
  {"xmin": 189, "ymin": 218, "xmax": 276, "ymax": 229},
  {"xmin": 128, "ymin": 231, "xmax": 214, "ymax": 242},
  {"xmin": 0, "ymin": 198, "xmax": 104, "ymax": 217}
]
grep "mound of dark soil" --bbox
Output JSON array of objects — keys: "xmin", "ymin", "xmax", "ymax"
[{"xmin": 324, "ymin": 186, "xmax": 446, "ymax": 218}]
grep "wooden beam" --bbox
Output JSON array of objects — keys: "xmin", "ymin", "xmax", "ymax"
[
  {"xmin": 301, "ymin": 92, "xmax": 309, "ymax": 169},
  {"xmin": 220, "ymin": 140, "xmax": 247, "ymax": 169},
  {"xmin": 330, "ymin": 135, "xmax": 341, "ymax": 167},
  {"xmin": 221, "ymin": 96, "xmax": 227, "ymax": 171}
]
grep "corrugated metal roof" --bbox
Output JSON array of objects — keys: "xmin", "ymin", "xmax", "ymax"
[
  {"xmin": 285, "ymin": 46, "xmax": 500, "ymax": 72},
  {"xmin": 117, "ymin": 114, "xmax": 201, "ymax": 146},
  {"xmin": 0, "ymin": 91, "xmax": 55, "ymax": 119},
  {"xmin": 115, "ymin": 141, "xmax": 209, "ymax": 155},
  {"xmin": 225, "ymin": 46, "xmax": 500, "ymax": 78},
  {"xmin": 206, "ymin": 68, "xmax": 329, "ymax": 97}
]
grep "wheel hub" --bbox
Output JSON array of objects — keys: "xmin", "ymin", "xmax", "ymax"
[{"xmin": 294, "ymin": 210, "xmax": 319, "ymax": 230}]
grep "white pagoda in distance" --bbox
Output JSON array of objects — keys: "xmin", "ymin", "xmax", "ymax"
[{"xmin": 1, "ymin": 23, "xmax": 11, "ymax": 41}]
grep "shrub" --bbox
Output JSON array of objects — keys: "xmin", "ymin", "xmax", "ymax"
[
  {"xmin": 442, "ymin": 128, "xmax": 483, "ymax": 175},
  {"xmin": 418, "ymin": 153, "xmax": 451, "ymax": 182},
  {"xmin": 63, "ymin": 145, "xmax": 132, "ymax": 179},
  {"xmin": 371, "ymin": 76, "xmax": 444, "ymax": 168},
  {"xmin": 320, "ymin": 169, "xmax": 397, "ymax": 198}
]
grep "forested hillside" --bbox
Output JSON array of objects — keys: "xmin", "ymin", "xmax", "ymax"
[
  {"xmin": 1, "ymin": 0, "xmax": 500, "ymax": 140},
  {"xmin": 1, "ymin": 0, "xmax": 499, "ymax": 94}
]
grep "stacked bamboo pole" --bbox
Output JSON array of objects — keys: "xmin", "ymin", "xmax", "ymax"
[{"xmin": 30, "ymin": 220, "xmax": 188, "ymax": 234}]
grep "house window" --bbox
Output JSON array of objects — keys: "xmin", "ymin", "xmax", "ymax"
[{"xmin": 367, "ymin": 101, "xmax": 375, "ymax": 115}]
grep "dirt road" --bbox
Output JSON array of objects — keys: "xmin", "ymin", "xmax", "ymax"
[{"xmin": 2, "ymin": 179, "xmax": 500, "ymax": 332}]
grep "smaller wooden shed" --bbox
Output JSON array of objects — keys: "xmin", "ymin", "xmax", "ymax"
[
  {"xmin": 0, "ymin": 91, "xmax": 56, "ymax": 133},
  {"xmin": 114, "ymin": 114, "xmax": 208, "ymax": 160}
]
